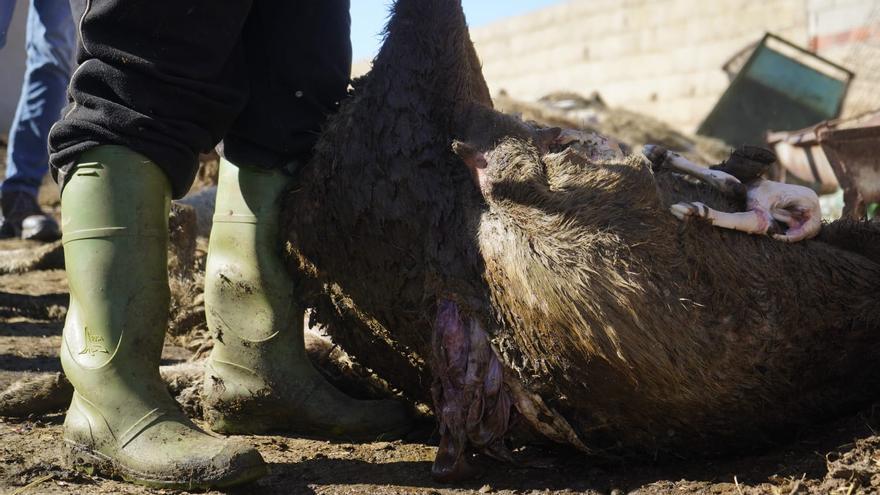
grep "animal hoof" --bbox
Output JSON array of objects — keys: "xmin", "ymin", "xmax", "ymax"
[
  {"xmin": 642, "ymin": 144, "xmax": 669, "ymax": 169},
  {"xmin": 670, "ymin": 202, "xmax": 707, "ymax": 221},
  {"xmin": 733, "ymin": 145, "xmax": 777, "ymax": 165}
]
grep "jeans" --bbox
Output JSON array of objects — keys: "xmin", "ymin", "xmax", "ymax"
[{"xmin": 0, "ymin": 0, "xmax": 75, "ymax": 198}]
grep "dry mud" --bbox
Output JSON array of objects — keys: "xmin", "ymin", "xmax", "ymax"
[
  {"xmin": 2, "ymin": 137, "xmax": 880, "ymax": 495},
  {"xmin": 2, "ymin": 284, "xmax": 880, "ymax": 495}
]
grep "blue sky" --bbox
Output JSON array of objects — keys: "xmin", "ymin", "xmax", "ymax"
[{"xmin": 350, "ymin": 1, "xmax": 563, "ymax": 61}]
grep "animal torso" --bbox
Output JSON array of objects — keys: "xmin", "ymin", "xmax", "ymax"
[
  {"xmin": 476, "ymin": 138, "xmax": 880, "ymax": 455},
  {"xmin": 282, "ymin": 0, "xmax": 880, "ymax": 467}
]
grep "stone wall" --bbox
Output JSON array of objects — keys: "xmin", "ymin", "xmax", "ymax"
[
  {"xmin": 4, "ymin": 2, "xmax": 876, "ymax": 138},
  {"xmin": 469, "ymin": 0, "xmax": 879, "ymax": 132},
  {"xmin": 808, "ymin": 0, "xmax": 880, "ymax": 117}
]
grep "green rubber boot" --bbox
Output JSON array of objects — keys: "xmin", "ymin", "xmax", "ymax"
[
  {"xmin": 60, "ymin": 146, "xmax": 266, "ymax": 489},
  {"xmin": 203, "ymin": 158, "xmax": 411, "ymax": 440}
]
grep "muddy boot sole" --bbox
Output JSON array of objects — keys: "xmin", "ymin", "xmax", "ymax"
[{"xmin": 63, "ymin": 440, "xmax": 267, "ymax": 490}]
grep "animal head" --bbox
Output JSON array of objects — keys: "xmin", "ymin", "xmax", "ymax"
[
  {"xmin": 452, "ymin": 104, "xmax": 563, "ymax": 198},
  {"xmin": 451, "ymin": 104, "xmax": 631, "ymax": 210}
]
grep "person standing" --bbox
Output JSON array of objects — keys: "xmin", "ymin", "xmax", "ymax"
[
  {"xmin": 0, "ymin": 0, "xmax": 74, "ymax": 241},
  {"xmin": 47, "ymin": 0, "xmax": 410, "ymax": 489}
]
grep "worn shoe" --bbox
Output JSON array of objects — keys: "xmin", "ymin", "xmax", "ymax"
[{"xmin": 0, "ymin": 189, "xmax": 61, "ymax": 241}]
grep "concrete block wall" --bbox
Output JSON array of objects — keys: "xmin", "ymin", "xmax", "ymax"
[
  {"xmin": 4, "ymin": 1, "xmax": 876, "ymax": 138},
  {"xmin": 808, "ymin": 0, "xmax": 876, "ymax": 41},
  {"xmin": 808, "ymin": 0, "xmax": 880, "ymax": 117},
  {"xmin": 470, "ymin": 0, "xmax": 812, "ymax": 133}
]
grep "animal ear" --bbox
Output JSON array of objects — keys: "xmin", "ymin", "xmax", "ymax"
[
  {"xmin": 533, "ymin": 127, "xmax": 562, "ymax": 153},
  {"xmin": 452, "ymin": 140, "xmax": 488, "ymax": 171}
]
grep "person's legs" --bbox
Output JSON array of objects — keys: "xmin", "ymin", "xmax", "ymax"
[
  {"xmin": 0, "ymin": 0, "xmax": 16, "ymax": 49},
  {"xmin": 61, "ymin": 147, "xmax": 265, "ymax": 489},
  {"xmin": 1, "ymin": 0, "xmax": 74, "ymax": 240},
  {"xmin": 6, "ymin": 0, "xmax": 75, "ymax": 199},
  {"xmin": 221, "ymin": 0, "xmax": 353, "ymax": 172},
  {"xmin": 49, "ymin": 0, "xmax": 267, "ymax": 488},
  {"xmin": 49, "ymin": 0, "xmax": 252, "ymax": 199},
  {"xmin": 203, "ymin": 0, "xmax": 412, "ymax": 439}
]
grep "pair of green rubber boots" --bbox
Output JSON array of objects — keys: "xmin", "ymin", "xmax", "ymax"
[{"xmin": 59, "ymin": 146, "xmax": 409, "ymax": 489}]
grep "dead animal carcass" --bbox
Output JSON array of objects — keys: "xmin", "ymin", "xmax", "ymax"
[{"xmin": 283, "ymin": 0, "xmax": 880, "ymax": 480}]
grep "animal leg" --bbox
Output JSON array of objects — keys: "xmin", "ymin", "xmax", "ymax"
[
  {"xmin": 0, "ymin": 362, "xmax": 205, "ymax": 418},
  {"xmin": 670, "ymin": 202, "xmax": 770, "ymax": 235},
  {"xmin": 770, "ymin": 206, "xmax": 821, "ymax": 243},
  {"xmin": 644, "ymin": 145, "xmax": 746, "ymax": 197},
  {"xmin": 746, "ymin": 179, "xmax": 822, "ymax": 242}
]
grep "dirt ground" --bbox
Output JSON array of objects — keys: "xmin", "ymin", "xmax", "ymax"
[{"xmin": 2, "ymin": 149, "xmax": 880, "ymax": 495}]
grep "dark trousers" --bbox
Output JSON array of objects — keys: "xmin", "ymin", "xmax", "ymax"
[{"xmin": 49, "ymin": 0, "xmax": 351, "ymax": 198}]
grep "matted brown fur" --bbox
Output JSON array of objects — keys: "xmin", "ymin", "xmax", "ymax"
[
  {"xmin": 284, "ymin": 0, "xmax": 492, "ymax": 399},
  {"xmin": 479, "ymin": 139, "xmax": 880, "ymax": 455},
  {"xmin": 281, "ymin": 0, "xmax": 880, "ymax": 460}
]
